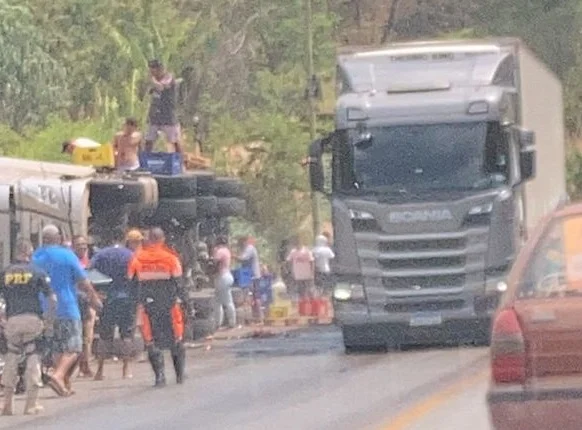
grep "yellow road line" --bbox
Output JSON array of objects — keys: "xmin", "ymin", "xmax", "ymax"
[{"xmin": 381, "ymin": 369, "xmax": 489, "ymax": 430}]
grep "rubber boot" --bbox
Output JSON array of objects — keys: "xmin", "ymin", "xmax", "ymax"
[
  {"xmin": 171, "ymin": 342, "xmax": 186, "ymax": 384},
  {"xmin": 2, "ymin": 388, "xmax": 14, "ymax": 416},
  {"xmin": 24, "ymin": 387, "xmax": 43, "ymax": 415},
  {"xmin": 147, "ymin": 347, "xmax": 166, "ymax": 388}
]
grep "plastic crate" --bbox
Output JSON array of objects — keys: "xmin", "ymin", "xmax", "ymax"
[
  {"xmin": 232, "ymin": 267, "xmax": 253, "ymax": 288},
  {"xmin": 139, "ymin": 152, "xmax": 183, "ymax": 175},
  {"xmin": 71, "ymin": 143, "xmax": 115, "ymax": 167}
]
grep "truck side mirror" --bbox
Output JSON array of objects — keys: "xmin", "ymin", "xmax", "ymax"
[
  {"xmin": 520, "ymin": 149, "xmax": 536, "ymax": 182},
  {"xmin": 308, "ymin": 140, "xmax": 325, "ymax": 193},
  {"xmin": 517, "ymin": 128, "xmax": 535, "ymax": 148}
]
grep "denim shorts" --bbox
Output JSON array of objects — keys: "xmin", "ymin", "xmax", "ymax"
[{"xmin": 53, "ymin": 319, "xmax": 83, "ymax": 354}]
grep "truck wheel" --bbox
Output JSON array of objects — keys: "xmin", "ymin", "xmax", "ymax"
[
  {"xmin": 196, "ymin": 196, "xmax": 219, "ymax": 218},
  {"xmin": 192, "ymin": 171, "xmax": 215, "ymax": 196},
  {"xmin": 190, "ymin": 318, "xmax": 217, "ymax": 340},
  {"xmin": 154, "ymin": 174, "xmax": 197, "ymax": 199},
  {"xmin": 150, "ymin": 198, "xmax": 197, "ymax": 222},
  {"xmin": 214, "ymin": 177, "xmax": 245, "ymax": 198},
  {"xmin": 342, "ymin": 324, "xmax": 386, "ymax": 353},
  {"xmin": 217, "ymin": 197, "xmax": 247, "ymax": 218},
  {"xmin": 89, "ymin": 179, "xmax": 144, "ymax": 209}
]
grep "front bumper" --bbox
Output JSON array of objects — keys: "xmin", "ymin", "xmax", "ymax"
[{"xmin": 488, "ymin": 385, "xmax": 582, "ymax": 430}]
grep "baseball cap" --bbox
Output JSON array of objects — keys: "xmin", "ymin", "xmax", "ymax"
[{"xmin": 126, "ymin": 229, "xmax": 144, "ymax": 242}]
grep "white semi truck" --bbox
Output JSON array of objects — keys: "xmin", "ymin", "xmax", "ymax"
[{"xmin": 308, "ymin": 38, "xmax": 566, "ymax": 350}]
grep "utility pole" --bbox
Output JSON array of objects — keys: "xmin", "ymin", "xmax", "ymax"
[{"xmin": 306, "ymin": 0, "xmax": 321, "ymax": 240}]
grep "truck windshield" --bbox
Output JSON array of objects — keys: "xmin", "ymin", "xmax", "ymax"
[{"xmin": 338, "ymin": 122, "xmax": 508, "ymax": 193}]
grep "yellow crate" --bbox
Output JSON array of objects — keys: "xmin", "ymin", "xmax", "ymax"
[
  {"xmin": 268, "ymin": 305, "xmax": 289, "ymax": 319},
  {"xmin": 71, "ymin": 143, "xmax": 115, "ymax": 167}
]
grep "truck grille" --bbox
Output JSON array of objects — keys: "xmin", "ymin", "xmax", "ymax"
[
  {"xmin": 382, "ymin": 274, "xmax": 465, "ymax": 290},
  {"xmin": 379, "ymin": 237, "xmax": 465, "ymax": 253},
  {"xmin": 366, "ymin": 229, "xmax": 488, "ymax": 293},
  {"xmin": 379, "ymin": 256, "xmax": 465, "ymax": 271}
]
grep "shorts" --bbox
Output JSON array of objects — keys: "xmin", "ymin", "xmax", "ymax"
[
  {"xmin": 315, "ymin": 272, "xmax": 333, "ymax": 290},
  {"xmin": 53, "ymin": 319, "xmax": 82, "ymax": 354},
  {"xmin": 145, "ymin": 124, "xmax": 181, "ymax": 144},
  {"xmin": 99, "ymin": 298, "xmax": 135, "ymax": 342},
  {"xmin": 288, "ymin": 280, "xmax": 314, "ymax": 299}
]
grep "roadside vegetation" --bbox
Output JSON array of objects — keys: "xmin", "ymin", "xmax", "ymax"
[{"xmin": 2, "ymin": 0, "xmax": 582, "ymax": 250}]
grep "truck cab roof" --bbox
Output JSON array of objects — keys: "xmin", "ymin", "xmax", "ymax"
[{"xmin": 336, "ymin": 39, "xmax": 522, "ymax": 128}]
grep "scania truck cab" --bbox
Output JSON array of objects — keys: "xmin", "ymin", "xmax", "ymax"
[{"xmin": 308, "ymin": 39, "xmax": 566, "ymax": 350}]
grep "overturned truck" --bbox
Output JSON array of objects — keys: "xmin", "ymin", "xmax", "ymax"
[{"xmin": 0, "ymin": 156, "xmax": 247, "ymax": 340}]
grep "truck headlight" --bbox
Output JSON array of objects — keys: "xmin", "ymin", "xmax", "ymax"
[
  {"xmin": 485, "ymin": 277, "xmax": 508, "ymax": 293},
  {"xmin": 349, "ymin": 210, "xmax": 374, "ymax": 220},
  {"xmin": 468, "ymin": 203, "xmax": 493, "ymax": 216},
  {"xmin": 333, "ymin": 282, "xmax": 365, "ymax": 301}
]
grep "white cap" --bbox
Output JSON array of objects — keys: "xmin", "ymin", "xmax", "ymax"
[{"xmin": 41, "ymin": 224, "xmax": 60, "ymax": 237}]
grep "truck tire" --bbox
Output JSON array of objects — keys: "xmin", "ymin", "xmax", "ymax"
[
  {"xmin": 151, "ymin": 198, "xmax": 197, "ymax": 222},
  {"xmin": 217, "ymin": 197, "xmax": 247, "ymax": 218},
  {"xmin": 192, "ymin": 171, "xmax": 215, "ymax": 196},
  {"xmin": 342, "ymin": 324, "xmax": 387, "ymax": 353},
  {"xmin": 214, "ymin": 177, "xmax": 245, "ymax": 198},
  {"xmin": 190, "ymin": 318, "xmax": 217, "ymax": 340},
  {"xmin": 154, "ymin": 174, "xmax": 197, "ymax": 199},
  {"xmin": 89, "ymin": 179, "xmax": 144, "ymax": 209},
  {"xmin": 196, "ymin": 196, "xmax": 219, "ymax": 218}
]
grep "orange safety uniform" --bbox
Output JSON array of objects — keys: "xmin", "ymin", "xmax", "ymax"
[
  {"xmin": 128, "ymin": 242, "xmax": 187, "ymax": 385},
  {"xmin": 128, "ymin": 243, "xmax": 185, "ymax": 348}
]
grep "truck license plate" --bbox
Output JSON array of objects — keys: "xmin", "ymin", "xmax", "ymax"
[{"xmin": 409, "ymin": 312, "xmax": 443, "ymax": 327}]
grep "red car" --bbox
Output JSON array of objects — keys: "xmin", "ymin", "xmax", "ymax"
[{"xmin": 488, "ymin": 203, "xmax": 582, "ymax": 430}]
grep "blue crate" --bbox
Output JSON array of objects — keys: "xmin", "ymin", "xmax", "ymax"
[
  {"xmin": 232, "ymin": 267, "xmax": 253, "ymax": 288},
  {"xmin": 139, "ymin": 152, "xmax": 183, "ymax": 175}
]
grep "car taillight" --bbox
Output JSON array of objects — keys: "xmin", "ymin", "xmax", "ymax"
[{"xmin": 490, "ymin": 308, "xmax": 526, "ymax": 384}]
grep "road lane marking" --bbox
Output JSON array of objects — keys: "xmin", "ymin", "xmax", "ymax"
[{"xmin": 381, "ymin": 368, "xmax": 489, "ymax": 430}]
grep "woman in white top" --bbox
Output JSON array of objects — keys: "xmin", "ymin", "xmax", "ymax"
[{"xmin": 312, "ymin": 235, "xmax": 335, "ymax": 290}]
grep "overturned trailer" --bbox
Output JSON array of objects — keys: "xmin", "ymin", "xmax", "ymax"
[{"xmin": 0, "ymin": 156, "xmax": 248, "ymax": 339}]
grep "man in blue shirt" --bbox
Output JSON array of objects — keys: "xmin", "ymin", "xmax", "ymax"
[
  {"xmin": 91, "ymin": 228, "xmax": 137, "ymax": 380},
  {"xmin": 32, "ymin": 225, "xmax": 102, "ymax": 397}
]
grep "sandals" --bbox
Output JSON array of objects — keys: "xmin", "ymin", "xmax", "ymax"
[{"xmin": 45, "ymin": 375, "xmax": 70, "ymax": 397}]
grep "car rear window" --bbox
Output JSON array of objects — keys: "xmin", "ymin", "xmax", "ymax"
[{"xmin": 517, "ymin": 215, "xmax": 582, "ymax": 299}]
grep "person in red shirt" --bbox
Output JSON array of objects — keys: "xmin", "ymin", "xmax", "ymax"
[{"xmin": 128, "ymin": 228, "xmax": 188, "ymax": 386}]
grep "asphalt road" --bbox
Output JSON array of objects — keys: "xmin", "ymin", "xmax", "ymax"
[{"xmin": 0, "ymin": 326, "xmax": 493, "ymax": 430}]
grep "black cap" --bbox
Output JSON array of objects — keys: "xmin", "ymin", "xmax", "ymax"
[{"xmin": 148, "ymin": 59, "xmax": 162, "ymax": 69}]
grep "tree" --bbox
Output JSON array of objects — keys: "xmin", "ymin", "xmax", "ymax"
[{"xmin": 0, "ymin": 1, "xmax": 67, "ymax": 131}]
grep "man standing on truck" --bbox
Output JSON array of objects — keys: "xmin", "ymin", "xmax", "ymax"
[
  {"xmin": 128, "ymin": 227, "xmax": 188, "ymax": 387},
  {"xmin": 33, "ymin": 225, "xmax": 102, "ymax": 397},
  {"xmin": 144, "ymin": 59, "xmax": 183, "ymax": 157},
  {"xmin": 113, "ymin": 117, "xmax": 142, "ymax": 171},
  {"xmin": 0, "ymin": 239, "xmax": 56, "ymax": 415}
]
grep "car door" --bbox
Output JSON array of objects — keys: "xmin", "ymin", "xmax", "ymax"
[{"xmin": 514, "ymin": 214, "xmax": 582, "ymax": 378}]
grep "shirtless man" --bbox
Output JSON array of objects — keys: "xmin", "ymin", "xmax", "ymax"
[{"xmin": 113, "ymin": 118, "xmax": 142, "ymax": 171}]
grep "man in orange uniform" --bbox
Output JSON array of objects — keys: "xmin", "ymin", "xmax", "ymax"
[{"xmin": 128, "ymin": 227, "xmax": 187, "ymax": 387}]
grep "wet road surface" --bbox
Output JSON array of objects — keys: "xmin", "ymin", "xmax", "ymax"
[{"xmin": 0, "ymin": 326, "xmax": 492, "ymax": 430}]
